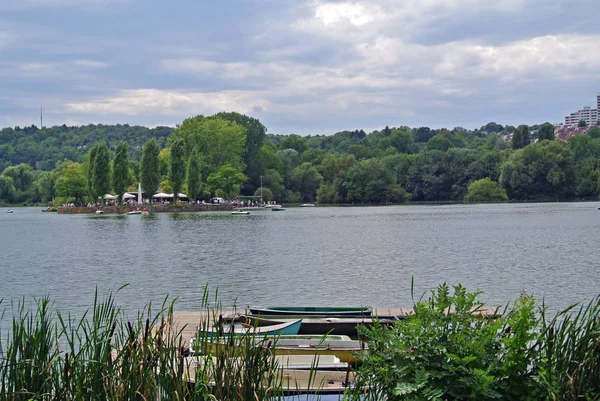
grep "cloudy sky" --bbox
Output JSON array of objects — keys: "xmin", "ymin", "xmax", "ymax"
[{"xmin": 1, "ymin": 0, "xmax": 599, "ymax": 134}]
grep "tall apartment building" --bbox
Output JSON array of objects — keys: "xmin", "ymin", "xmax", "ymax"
[{"xmin": 564, "ymin": 93, "xmax": 600, "ymax": 126}]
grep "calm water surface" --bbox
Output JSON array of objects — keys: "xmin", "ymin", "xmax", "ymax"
[{"xmin": 1, "ymin": 203, "xmax": 599, "ymax": 317}]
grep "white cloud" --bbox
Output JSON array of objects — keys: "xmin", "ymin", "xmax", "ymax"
[
  {"xmin": 435, "ymin": 35, "xmax": 600, "ymax": 81},
  {"xmin": 66, "ymin": 89, "xmax": 269, "ymax": 117},
  {"xmin": 314, "ymin": 2, "xmax": 379, "ymax": 26}
]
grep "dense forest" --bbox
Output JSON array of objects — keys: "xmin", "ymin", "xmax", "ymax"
[{"xmin": 1, "ymin": 113, "xmax": 600, "ymax": 206}]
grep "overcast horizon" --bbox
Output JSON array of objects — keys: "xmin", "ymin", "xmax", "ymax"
[{"xmin": 1, "ymin": 0, "xmax": 599, "ymax": 135}]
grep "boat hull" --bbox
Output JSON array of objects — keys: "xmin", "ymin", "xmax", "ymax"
[
  {"xmin": 196, "ymin": 318, "xmax": 302, "ymax": 338},
  {"xmin": 244, "ymin": 315, "xmax": 385, "ymax": 337},
  {"xmin": 249, "ymin": 306, "xmax": 372, "ymax": 317}
]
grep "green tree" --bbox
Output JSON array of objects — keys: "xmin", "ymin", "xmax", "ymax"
[
  {"xmin": 34, "ymin": 170, "xmax": 55, "ymax": 203},
  {"xmin": 0, "ymin": 175, "xmax": 15, "ymax": 202},
  {"xmin": 186, "ymin": 147, "xmax": 203, "ymax": 202},
  {"xmin": 91, "ymin": 143, "xmax": 110, "ymax": 201},
  {"xmin": 214, "ymin": 112, "xmax": 267, "ymax": 194},
  {"xmin": 290, "ymin": 162, "xmax": 323, "ymax": 202},
  {"xmin": 500, "ymin": 140, "xmax": 574, "ymax": 199},
  {"xmin": 55, "ymin": 162, "xmax": 87, "ymax": 202},
  {"xmin": 537, "ymin": 123, "xmax": 555, "ymax": 141},
  {"xmin": 427, "ymin": 135, "xmax": 454, "ymax": 151},
  {"xmin": 262, "ymin": 169, "xmax": 284, "ymax": 201},
  {"xmin": 464, "ymin": 178, "xmax": 508, "ymax": 202},
  {"xmin": 207, "ymin": 164, "xmax": 247, "ymax": 199},
  {"xmin": 587, "ymin": 127, "xmax": 600, "ymax": 139},
  {"xmin": 86, "ymin": 144, "xmax": 99, "ymax": 199},
  {"xmin": 112, "ymin": 141, "xmax": 130, "ymax": 203},
  {"xmin": 316, "ymin": 183, "xmax": 341, "ymax": 203},
  {"xmin": 254, "ymin": 186, "xmax": 273, "ymax": 202},
  {"xmin": 140, "ymin": 139, "xmax": 161, "ymax": 201},
  {"xmin": 512, "ymin": 125, "xmax": 531, "ymax": 150},
  {"xmin": 2, "ymin": 163, "xmax": 34, "ymax": 192},
  {"xmin": 169, "ymin": 137, "xmax": 186, "ymax": 204},
  {"xmin": 344, "ymin": 158, "xmax": 402, "ymax": 203},
  {"xmin": 280, "ymin": 134, "xmax": 308, "ymax": 154},
  {"xmin": 578, "ymin": 119, "xmax": 588, "ymax": 128},
  {"xmin": 2, "ymin": 163, "xmax": 34, "ymax": 203},
  {"xmin": 170, "ymin": 115, "xmax": 246, "ymax": 170}
]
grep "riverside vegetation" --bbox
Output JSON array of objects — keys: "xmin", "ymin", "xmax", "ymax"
[
  {"xmin": 2, "ymin": 117, "xmax": 600, "ymax": 207},
  {"xmin": 0, "ymin": 284, "xmax": 599, "ymax": 400}
]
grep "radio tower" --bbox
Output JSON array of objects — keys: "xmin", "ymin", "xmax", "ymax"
[{"xmin": 40, "ymin": 107, "xmax": 43, "ymax": 129}]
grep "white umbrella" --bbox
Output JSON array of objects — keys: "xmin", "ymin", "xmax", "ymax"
[
  {"xmin": 122, "ymin": 193, "xmax": 135, "ymax": 199},
  {"xmin": 102, "ymin": 194, "xmax": 117, "ymax": 200},
  {"xmin": 153, "ymin": 192, "xmax": 172, "ymax": 198},
  {"xmin": 171, "ymin": 193, "xmax": 188, "ymax": 198}
]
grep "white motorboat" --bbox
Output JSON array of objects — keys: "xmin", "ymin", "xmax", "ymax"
[{"xmin": 231, "ymin": 210, "xmax": 250, "ymax": 215}]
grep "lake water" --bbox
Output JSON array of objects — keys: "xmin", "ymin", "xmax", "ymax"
[{"xmin": 1, "ymin": 203, "xmax": 599, "ymax": 318}]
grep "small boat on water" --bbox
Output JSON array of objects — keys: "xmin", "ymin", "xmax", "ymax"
[
  {"xmin": 6, "ymin": 209, "xmax": 14, "ymax": 213},
  {"xmin": 242, "ymin": 315, "xmax": 388, "ymax": 337},
  {"xmin": 141, "ymin": 208, "xmax": 150, "ymax": 216},
  {"xmin": 127, "ymin": 209, "xmax": 142, "ymax": 215},
  {"xmin": 249, "ymin": 306, "xmax": 372, "ymax": 317},
  {"xmin": 231, "ymin": 209, "xmax": 250, "ymax": 215},
  {"xmin": 196, "ymin": 318, "xmax": 302, "ymax": 338},
  {"xmin": 271, "ymin": 206, "xmax": 286, "ymax": 211},
  {"xmin": 95, "ymin": 210, "xmax": 104, "ymax": 215},
  {"xmin": 301, "ymin": 203, "xmax": 315, "ymax": 207},
  {"xmin": 183, "ymin": 354, "xmax": 348, "ymax": 372},
  {"xmin": 201, "ymin": 334, "xmax": 366, "ymax": 364}
]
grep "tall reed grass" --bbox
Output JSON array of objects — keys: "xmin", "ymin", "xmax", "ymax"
[
  {"xmin": 537, "ymin": 295, "xmax": 600, "ymax": 400},
  {"xmin": 0, "ymin": 287, "xmax": 289, "ymax": 401}
]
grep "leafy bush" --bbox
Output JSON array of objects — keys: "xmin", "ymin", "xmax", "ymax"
[
  {"xmin": 464, "ymin": 178, "xmax": 508, "ymax": 202},
  {"xmin": 349, "ymin": 284, "xmax": 542, "ymax": 400}
]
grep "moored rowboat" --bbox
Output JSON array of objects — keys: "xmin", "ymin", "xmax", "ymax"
[
  {"xmin": 241, "ymin": 315, "xmax": 388, "ymax": 337},
  {"xmin": 249, "ymin": 306, "xmax": 372, "ymax": 317},
  {"xmin": 196, "ymin": 318, "xmax": 302, "ymax": 338}
]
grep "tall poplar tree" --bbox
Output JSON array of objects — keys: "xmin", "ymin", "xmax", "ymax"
[
  {"xmin": 86, "ymin": 144, "xmax": 99, "ymax": 200},
  {"xmin": 112, "ymin": 141, "xmax": 130, "ymax": 204},
  {"xmin": 186, "ymin": 147, "xmax": 202, "ymax": 202},
  {"xmin": 537, "ymin": 123, "xmax": 555, "ymax": 141},
  {"xmin": 92, "ymin": 143, "xmax": 110, "ymax": 201},
  {"xmin": 169, "ymin": 137, "xmax": 186, "ymax": 204},
  {"xmin": 512, "ymin": 125, "xmax": 531, "ymax": 150},
  {"xmin": 140, "ymin": 138, "xmax": 160, "ymax": 202}
]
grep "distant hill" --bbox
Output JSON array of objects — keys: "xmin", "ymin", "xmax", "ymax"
[{"xmin": 0, "ymin": 124, "xmax": 173, "ymax": 171}]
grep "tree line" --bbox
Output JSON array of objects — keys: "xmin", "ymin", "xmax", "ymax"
[{"xmin": 1, "ymin": 113, "xmax": 600, "ymax": 206}]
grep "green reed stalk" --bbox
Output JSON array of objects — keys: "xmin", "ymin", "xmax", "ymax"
[
  {"xmin": 538, "ymin": 295, "xmax": 600, "ymax": 400},
  {"xmin": 0, "ymin": 286, "xmax": 289, "ymax": 401}
]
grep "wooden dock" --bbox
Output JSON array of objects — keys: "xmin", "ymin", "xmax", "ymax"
[{"xmin": 171, "ymin": 306, "xmax": 501, "ymax": 343}]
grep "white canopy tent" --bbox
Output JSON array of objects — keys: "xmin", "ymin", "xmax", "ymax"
[
  {"xmin": 153, "ymin": 192, "xmax": 173, "ymax": 199},
  {"xmin": 171, "ymin": 193, "xmax": 188, "ymax": 198},
  {"xmin": 102, "ymin": 194, "xmax": 117, "ymax": 200},
  {"xmin": 122, "ymin": 193, "xmax": 136, "ymax": 199}
]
